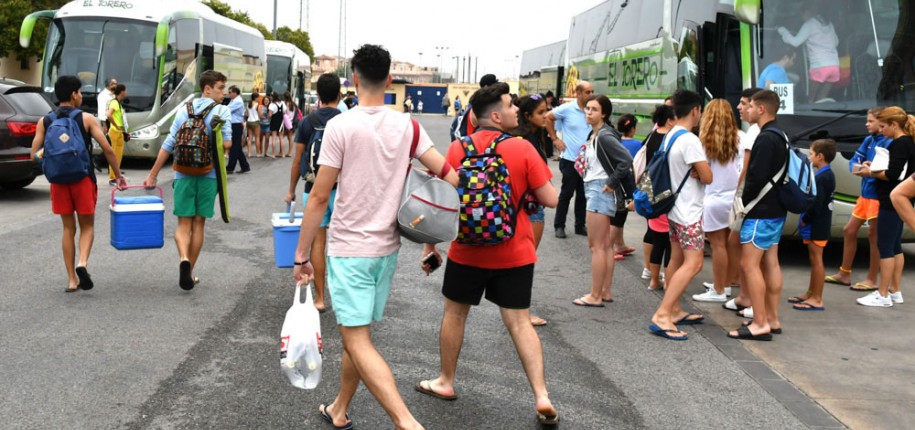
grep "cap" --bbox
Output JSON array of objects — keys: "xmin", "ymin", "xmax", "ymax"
[{"xmin": 479, "ymin": 74, "xmax": 499, "ymax": 88}]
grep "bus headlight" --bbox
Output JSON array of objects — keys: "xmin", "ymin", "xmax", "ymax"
[{"xmin": 129, "ymin": 124, "xmax": 159, "ymax": 140}]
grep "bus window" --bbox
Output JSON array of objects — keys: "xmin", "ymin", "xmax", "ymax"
[{"xmin": 677, "ymin": 23, "xmax": 701, "ymax": 92}]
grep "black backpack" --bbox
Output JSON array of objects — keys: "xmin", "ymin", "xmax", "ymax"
[{"xmin": 299, "ymin": 115, "xmax": 325, "ymax": 182}]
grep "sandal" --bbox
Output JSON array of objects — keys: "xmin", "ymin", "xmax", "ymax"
[
  {"xmin": 728, "ymin": 325, "xmax": 772, "ymax": 341},
  {"xmin": 414, "ymin": 380, "xmax": 457, "ymax": 400},
  {"xmin": 850, "ymin": 282, "xmax": 877, "ymax": 291}
]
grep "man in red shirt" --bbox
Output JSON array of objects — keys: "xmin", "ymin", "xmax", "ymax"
[{"xmin": 414, "ymin": 82, "xmax": 561, "ymax": 425}]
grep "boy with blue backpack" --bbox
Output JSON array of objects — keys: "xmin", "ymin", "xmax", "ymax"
[{"xmin": 30, "ymin": 75, "xmax": 127, "ymax": 293}]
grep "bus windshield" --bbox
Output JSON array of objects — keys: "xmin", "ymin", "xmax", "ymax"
[
  {"xmin": 266, "ymin": 55, "xmax": 292, "ymax": 96},
  {"xmin": 758, "ymin": 0, "xmax": 915, "ymax": 115},
  {"xmin": 43, "ymin": 18, "xmax": 159, "ymax": 112}
]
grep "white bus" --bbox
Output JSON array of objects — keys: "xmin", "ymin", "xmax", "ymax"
[
  {"xmin": 20, "ymin": 0, "xmax": 266, "ymax": 159},
  {"xmin": 264, "ymin": 40, "xmax": 311, "ymax": 111}
]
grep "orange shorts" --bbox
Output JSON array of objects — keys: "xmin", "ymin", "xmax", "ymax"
[
  {"xmin": 804, "ymin": 239, "xmax": 828, "ymax": 248},
  {"xmin": 851, "ymin": 197, "xmax": 879, "ymax": 220},
  {"xmin": 50, "ymin": 176, "xmax": 98, "ymax": 215}
]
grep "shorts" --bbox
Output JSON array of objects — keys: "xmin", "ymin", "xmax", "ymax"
[
  {"xmin": 876, "ymin": 207, "xmax": 904, "ymax": 258},
  {"xmin": 740, "ymin": 217, "xmax": 786, "ymax": 251},
  {"xmin": 809, "ymin": 66, "xmax": 840, "ymax": 83},
  {"xmin": 584, "ymin": 179, "xmax": 616, "ymax": 217},
  {"xmin": 303, "ymin": 188, "xmax": 337, "ymax": 228},
  {"xmin": 50, "ymin": 176, "xmax": 97, "ymax": 215},
  {"xmin": 610, "ymin": 206, "xmax": 628, "ymax": 228},
  {"xmin": 669, "ymin": 219, "xmax": 704, "ymax": 251},
  {"xmin": 260, "ymin": 123, "xmax": 270, "ymax": 133},
  {"xmin": 646, "ymin": 229, "xmax": 671, "ymax": 266},
  {"xmin": 172, "ymin": 176, "xmax": 217, "ymax": 218},
  {"xmin": 798, "ymin": 222, "xmax": 828, "ymax": 247},
  {"xmin": 326, "ymin": 252, "xmax": 399, "ymax": 327},
  {"xmin": 246, "ymin": 120, "xmax": 259, "ymax": 130},
  {"xmin": 442, "ymin": 260, "xmax": 535, "ymax": 309},
  {"xmin": 851, "ymin": 197, "xmax": 879, "ymax": 220},
  {"xmin": 529, "ymin": 206, "xmax": 545, "ymax": 223}
]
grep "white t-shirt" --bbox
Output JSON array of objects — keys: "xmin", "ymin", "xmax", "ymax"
[
  {"xmin": 318, "ymin": 106, "xmax": 434, "ymax": 257},
  {"xmin": 583, "ymin": 132, "xmax": 609, "ymax": 183},
  {"xmin": 739, "ymin": 124, "xmax": 760, "ymax": 153},
  {"xmin": 97, "ymin": 89, "xmax": 113, "ymax": 121},
  {"xmin": 665, "ymin": 125, "xmax": 707, "ymax": 225}
]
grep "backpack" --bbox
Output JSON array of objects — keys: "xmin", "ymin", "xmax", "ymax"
[
  {"xmin": 299, "ymin": 114, "xmax": 325, "ymax": 182},
  {"xmin": 766, "ymin": 128, "xmax": 818, "ymax": 213},
  {"xmin": 173, "ymin": 102, "xmax": 218, "ymax": 175},
  {"xmin": 633, "ymin": 129, "xmax": 692, "ymax": 219},
  {"xmin": 42, "ymin": 109, "xmax": 91, "ymax": 184},
  {"xmin": 455, "ymin": 133, "xmax": 518, "ymax": 245},
  {"xmin": 451, "ymin": 104, "xmax": 472, "ymax": 140}
]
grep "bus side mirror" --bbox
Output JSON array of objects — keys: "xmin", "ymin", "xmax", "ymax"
[
  {"xmin": 734, "ymin": 0, "xmax": 760, "ymax": 25},
  {"xmin": 20, "ymin": 10, "xmax": 56, "ymax": 49}
]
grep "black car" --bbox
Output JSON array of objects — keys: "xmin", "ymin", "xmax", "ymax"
[{"xmin": 0, "ymin": 78, "xmax": 54, "ymax": 190}]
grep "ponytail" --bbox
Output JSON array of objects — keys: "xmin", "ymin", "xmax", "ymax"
[{"xmin": 905, "ymin": 114, "xmax": 915, "ymax": 137}]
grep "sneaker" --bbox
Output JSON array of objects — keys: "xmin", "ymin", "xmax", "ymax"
[
  {"xmin": 692, "ymin": 289, "xmax": 727, "ymax": 303},
  {"xmin": 856, "ymin": 290, "xmax": 893, "ymax": 307},
  {"xmin": 702, "ymin": 282, "xmax": 732, "ymax": 297},
  {"xmin": 555, "ymin": 228, "xmax": 567, "ymax": 239},
  {"xmin": 641, "ymin": 268, "xmax": 651, "ymax": 280},
  {"xmin": 890, "ymin": 291, "xmax": 904, "ymax": 304}
]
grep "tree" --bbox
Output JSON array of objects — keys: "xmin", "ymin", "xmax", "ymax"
[
  {"xmin": 0, "ymin": 0, "xmax": 70, "ymax": 62},
  {"xmin": 276, "ymin": 27, "xmax": 315, "ymax": 62}
]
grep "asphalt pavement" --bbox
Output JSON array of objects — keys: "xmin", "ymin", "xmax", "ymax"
[{"xmin": 4, "ymin": 114, "xmax": 907, "ymax": 429}]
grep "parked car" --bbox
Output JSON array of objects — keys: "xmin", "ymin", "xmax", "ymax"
[{"xmin": 0, "ymin": 78, "xmax": 54, "ymax": 190}]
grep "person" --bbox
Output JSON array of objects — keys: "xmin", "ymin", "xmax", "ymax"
[
  {"xmin": 417, "ymin": 99, "xmax": 424, "ymax": 114},
  {"xmin": 640, "ymin": 104, "xmax": 675, "ymax": 291},
  {"xmin": 618, "ymin": 114, "xmax": 641, "ymax": 158},
  {"xmin": 647, "ymin": 89, "xmax": 711, "ymax": 341},
  {"xmin": 572, "ymin": 95, "xmax": 633, "ymax": 307},
  {"xmin": 441, "ymin": 94, "xmax": 450, "ymax": 116},
  {"xmin": 283, "ymin": 92, "xmax": 296, "ymax": 157},
  {"xmin": 246, "ymin": 92, "xmax": 261, "ymax": 157},
  {"xmin": 415, "ymin": 81, "xmax": 560, "ymax": 426},
  {"xmin": 285, "ymin": 73, "xmax": 342, "ymax": 313},
  {"xmin": 258, "ymin": 96, "xmax": 271, "ymax": 157},
  {"xmin": 337, "ymin": 92, "xmax": 350, "ymax": 113},
  {"xmin": 758, "ymin": 43, "xmax": 796, "ymax": 89},
  {"xmin": 143, "ymin": 70, "xmax": 232, "ymax": 291},
  {"xmin": 268, "ymin": 93, "xmax": 285, "ymax": 158},
  {"xmin": 544, "ymin": 91, "xmax": 557, "ymax": 110},
  {"xmin": 547, "ymin": 81, "xmax": 594, "ymax": 238},
  {"xmin": 729, "ymin": 89, "xmax": 788, "ymax": 341},
  {"xmin": 292, "ymin": 44, "xmax": 457, "ymax": 430},
  {"xmin": 30, "ymin": 75, "xmax": 127, "ymax": 293},
  {"xmin": 692, "ymin": 99, "xmax": 741, "ymax": 303},
  {"xmin": 891, "ymin": 174, "xmax": 915, "ymax": 230},
  {"xmin": 510, "ymin": 93, "xmax": 552, "ymax": 326},
  {"xmin": 791, "ymin": 139, "xmax": 837, "ymax": 310},
  {"xmin": 96, "ymin": 77, "xmax": 117, "ymax": 133},
  {"xmin": 106, "ymin": 83, "xmax": 128, "ymax": 186},
  {"xmin": 824, "ymin": 107, "xmax": 887, "ymax": 290},
  {"xmin": 453, "ymin": 96, "xmax": 462, "ymax": 116},
  {"xmin": 854, "ymin": 107, "xmax": 915, "ymax": 307},
  {"xmin": 612, "ymin": 113, "xmax": 639, "ymax": 260},
  {"xmin": 404, "ymin": 95, "xmax": 412, "ymax": 113},
  {"xmin": 226, "ymin": 86, "xmax": 250, "ymax": 174},
  {"xmin": 778, "ymin": 3, "xmax": 839, "ymax": 102}
]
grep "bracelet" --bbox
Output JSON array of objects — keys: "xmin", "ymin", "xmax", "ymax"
[{"xmin": 294, "ymin": 259, "xmax": 310, "ymax": 266}]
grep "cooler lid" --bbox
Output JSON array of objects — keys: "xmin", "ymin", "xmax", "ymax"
[
  {"xmin": 272, "ymin": 212, "xmax": 303, "ymax": 227},
  {"xmin": 114, "ymin": 196, "xmax": 164, "ymax": 205}
]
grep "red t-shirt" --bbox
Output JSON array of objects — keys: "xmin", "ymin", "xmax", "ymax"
[{"xmin": 445, "ymin": 129, "xmax": 553, "ymax": 269}]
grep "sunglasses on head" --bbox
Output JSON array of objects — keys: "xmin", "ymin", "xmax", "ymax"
[{"xmin": 530, "ymin": 94, "xmax": 542, "ymax": 101}]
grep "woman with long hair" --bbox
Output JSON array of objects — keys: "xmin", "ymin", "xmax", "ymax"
[
  {"xmin": 267, "ymin": 92, "xmax": 284, "ymax": 158},
  {"xmin": 692, "ymin": 99, "xmax": 741, "ymax": 303},
  {"xmin": 283, "ymin": 92, "xmax": 296, "ymax": 157},
  {"xmin": 856, "ymin": 107, "xmax": 915, "ymax": 307},
  {"xmin": 258, "ymin": 96, "xmax": 271, "ymax": 157},
  {"xmin": 572, "ymin": 95, "xmax": 633, "ymax": 307},
  {"xmin": 246, "ymin": 92, "xmax": 261, "ymax": 157}
]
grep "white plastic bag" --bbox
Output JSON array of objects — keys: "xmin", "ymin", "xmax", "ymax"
[{"xmin": 279, "ymin": 282, "xmax": 323, "ymax": 389}]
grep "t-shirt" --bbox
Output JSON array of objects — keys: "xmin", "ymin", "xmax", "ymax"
[
  {"xmin": 318, "ymin": 106, "xmax": 433, "ymax": 257},
  {"xmin": 643, "ymin": 130, "xmax": 666, "ymax": 164},
  {"xmin": 294, "ymin": 106, "xmax": 342, "ymax": 193},
  {"xmin": 779, "ymin": 17, "xmax": 839, "ymax": 69},
  {"xmin": 743, "ymin": 121, "xmax": 788, "ymax": 219},
  {"xmin": 228, "ymin": 96, "xmax": 246, "ymax": 124},
  {"xmin": 851, "ymin": 134, "xmax": 891, "ymax": 199},
  {"xmin": 875, "ymin": 135, "xmax": 915, "ymax": 208},
  {"xmin": 107, "ymin": 98, "xmax": 126, "ymax": 131},
  {"xmin": 97, "ymin": 89, "xmax": 113, "ymax": 122},
  {"xmin": 621, "ymin": 138, "xmax": 641, "ymax": 158},
  {"xmin": 758, "ymin": 63, "xmax": 790, "ymax": 88},
  {"xmin": 802, "ymin": 166, "xmax": 835, "ymax": 241},
  {"xmin": 739, "ymin": 124, "xmax": 760, "ymax": 153},
  {"xmin": 445, "ymin": 129, "xmax": 552, "ymax": 269},
  {"xmin": 552, "ymin": 101, "xmax": 589, "ymax": 161},
  {"xmin": 665, "ymin": 126, "xmax": 707, "ymax": 225}
]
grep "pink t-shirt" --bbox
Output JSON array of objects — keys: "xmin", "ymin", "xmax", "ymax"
[{"xmin": 318, "ymin": 106, "xmax": 434, "ymax": 257}]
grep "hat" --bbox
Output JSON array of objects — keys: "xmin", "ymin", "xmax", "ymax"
[{"xmin": 479, "ymin": 74, "xmax": 499, "ymax": 88}]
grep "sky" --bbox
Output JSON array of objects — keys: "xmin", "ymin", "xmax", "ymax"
[{"xmin": 216, "ymin": 0, "xmax": 603, "ymax": 80}]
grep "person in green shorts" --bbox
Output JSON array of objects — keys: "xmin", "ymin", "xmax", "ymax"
[{"xmin": 143, "ymin": 70, "xmax": 231, "ymax": 290}]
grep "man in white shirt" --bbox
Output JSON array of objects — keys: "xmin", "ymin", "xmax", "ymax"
[
  {"xmin": 96, "ymin": 78, "xmax": 117, "ymax": 133},
  {"xmin": 649, "ymin": 89, "xmax": 712, "ymax": 340}
]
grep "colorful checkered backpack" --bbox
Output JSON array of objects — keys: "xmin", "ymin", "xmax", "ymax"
[{"xmin": 456, "ymin": 134, "xmax": 517, "ymax": 245}]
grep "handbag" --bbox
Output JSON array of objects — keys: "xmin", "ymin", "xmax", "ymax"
[{"xmin": 397, "ymin": 119, "xmax": 460, "ymax": 244}]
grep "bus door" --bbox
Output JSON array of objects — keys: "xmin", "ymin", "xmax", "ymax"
[{"xmin": 701, "ymin": 14, "xmax": 745, "ymax": 106}]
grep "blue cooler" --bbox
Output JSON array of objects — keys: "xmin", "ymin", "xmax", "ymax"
[
  {"xmin": 110, "ymin": 186, "xmax": 165, "ymax": 250},
  {"xmin": 273, "ymin": 211, "xmax": 303, "ymax": 268}
]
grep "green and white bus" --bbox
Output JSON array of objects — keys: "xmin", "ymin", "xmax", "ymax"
[
  {"xmin": 20, "ymin": 0, "xmax": 266, "ymax": 159},
  {"xmin": 554, "ymin": 0, "xmax": 915, "ymax": 239},
  {"xmin": 519, "ymin": 40, "xmax": 566, "ymax": 97},
  {"xmin": 265, "ymin": 40, "xmax": 311, "ymax": 111}
]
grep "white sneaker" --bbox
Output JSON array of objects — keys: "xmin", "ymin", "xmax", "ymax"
[
  {"xmin": 641, "ymin": 267, "xmax": 651, "ymax": 280},
  {"xmin": 702, "ymin": 282, "xmax": 732, "ymax": 297},
  {"xmin": 857, "ymin": 291, "xmax": 893, "ymax": 307},
  {"xmin": 890, "ymin": 291, "xmax": 904, "ymax": 304},
  {"xmin": 692, "ymin": 289, "xmax": 727, "ymax": 302},
  {"xmin": 739, "ymin": 306, "xmax": 754, "ymax": 318}
]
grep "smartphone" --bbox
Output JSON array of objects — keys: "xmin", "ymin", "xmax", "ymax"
[
  {"xmin": 422, "ymin": 252, "xmax": 441, "ymax": 272},
  {"xmin": 852, "ymin": 163, "xmax": 863, "ymax": 172}
]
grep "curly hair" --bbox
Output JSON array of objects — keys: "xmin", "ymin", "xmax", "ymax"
[{"xmin": 699, "ymin": 99, "xmax": 740, "ymax": 164}]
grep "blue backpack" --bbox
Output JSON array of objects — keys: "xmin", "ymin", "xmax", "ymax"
[
  {"xmin": 765, "ymin": 128, "xmax": 817, "ymax": 213},
  {"xmin": 42, "ymin": 109, "xmax": 91, "ymax": 184},
  {"xmin": 299, "ymin": 114, "xmax": 325, "ymax": 182},
  {"xmin": 633, "ymin": 129, "xmax": 692, "ymax": 219}
]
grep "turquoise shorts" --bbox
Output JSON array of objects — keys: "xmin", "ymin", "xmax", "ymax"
[
  {"xmin": 740, "ymin": 217, "xmax": 786, "ymax": 250},
  {"xmin": 326, "ymin": 252, "xmax": 399, "ymax": 327},
  {"xmin": 303, "ymin": 188, "xmax": 336, "ymax": 228}
]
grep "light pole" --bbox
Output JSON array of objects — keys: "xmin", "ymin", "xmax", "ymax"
[
  {"xmin": 435, "ymin": 46, "xmax": 448, "ymax": 83},
  {"xmin": 452, "ymin": 56, "xmax": 459, "ymax": 83}
]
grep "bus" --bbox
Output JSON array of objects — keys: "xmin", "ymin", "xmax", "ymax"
[
  {"xmin": 519, "ymin": 40, "xmax": 566, "ymax": 98},
  {"xmin": 264, "ymin": 40, "xmax": 311, "ymax": 112},
  {"xmin": 549, "ymin": 0, "xmax": 915, "ymax": 240},
  {"xmin": 20, "ymin": 0, "xmax": 266, "ymax": 159}
]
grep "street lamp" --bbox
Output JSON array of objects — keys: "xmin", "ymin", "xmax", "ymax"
[
  {"xmin": 418, "ymin": 52, "xmax": 423, "ymax": 82},
  {"xmin": 452, "ymin": 56, "xmax": 459, "ymax": 83},
  {"xmin": 435, "ymin": 46, "xmax": 449, "ymax": 83}
]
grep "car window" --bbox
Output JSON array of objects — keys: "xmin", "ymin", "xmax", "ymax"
[{"xmin": 3, "ymin": 92, "xmax": 54, "ymax": 116}]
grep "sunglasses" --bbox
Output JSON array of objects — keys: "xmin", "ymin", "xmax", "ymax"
[{"xmin": 530, "ymin": 94, "xmax": 542, "ymax": 101}]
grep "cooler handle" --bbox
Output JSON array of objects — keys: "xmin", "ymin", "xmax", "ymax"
[
  {"xmin": 286, "ymin": 200, "xmax": 296, "ymax": 223},
  {"xmin": 111, "ymin": 185, "xmax": 164, "ymax": 207}
]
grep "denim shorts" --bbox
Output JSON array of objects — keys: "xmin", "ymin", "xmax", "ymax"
[
  {"xmin": 326, "ymin": 252, "xmax": 399, "ymax": 327},
  {"xmin": 740, "ymin": 217, "xmax": 786, "ymax": 250},
  {"xmin": 529, "ymin": 206, "xmax": 545, "ymax": 223},
  {"xmin": 584, "ymin": 179, "xmax": 616, "ymax": 217}
]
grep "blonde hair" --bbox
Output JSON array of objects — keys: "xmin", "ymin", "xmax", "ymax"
[
  {"xmin": 699, "ymin": 99, "xmax": 740, "ymax": 164},
  {"xmin": 876, "ymin": 106, "xmax": 915, "ymax": 137}
]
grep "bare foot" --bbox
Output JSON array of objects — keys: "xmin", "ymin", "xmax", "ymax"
[
  {"xmin": 530, "ymin": 315, "xmax": 547, "ymax": 326},
  {"xmin": 415, "ymin": 378, "xmax": 456, "ymax": 400}
]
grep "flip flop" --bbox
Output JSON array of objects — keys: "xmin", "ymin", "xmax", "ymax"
[
  {"xmin": 787, "ymin": 296, "xmax": 808, "ymax": 303},
  {"xmin": 572, "ymin": 297, "xmax": 605, "ymax": 308},
  {"xmin": 850, "ymin": 282, "xmax": 877, "ymax": 291},
  {"xmin": 741, "ymin": 321, "xmax": 782, "ymax": 334},
  {"xmin": 179, "ymin": 260, "xmax": 194, "ymax": 291},
  {"xmin": 414, "ymin": 380, "xmax": 458, "ymax": 400},
  {"xmin": 674, "ymin": 313, "xmax": 704, "ymax": 325},
  {"xmin": 75, "ymin": 266, "xmax": 94, "ymax": 291},
  {"xmin": 824, "ymin": 275, "xmax": 851, "ymax": 286},
  {"xmin": 728, "ymin": 325, "xmax": 772, "ymax": 341},
  {"xmin": 65, "ymin": 286, "xmax": 79, "ymax": 293},
  {"xmin": 319, "ymin": 403, "xmax": 353, "ymax": 430},
  {"xmin": 536, "ymin": 410, "xmax": 560, "ymax": 426},
  {"xmin": 601, "ymin": 298, "xmax": 614, "ymax": 303},
  {"xmin": 618, "ymin": 246, "xmax": 636, "ymax": 255},
  {"xmin": 614, "ymin": 254, "xmax": 625, "ymax": 261},
  {"xmin": 793, "ymin": 302, "xmax": 825, "ymax": 311},
  {"xmin": 648, "ymin": 324, "xmax": 688, "ymax": 340}
]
